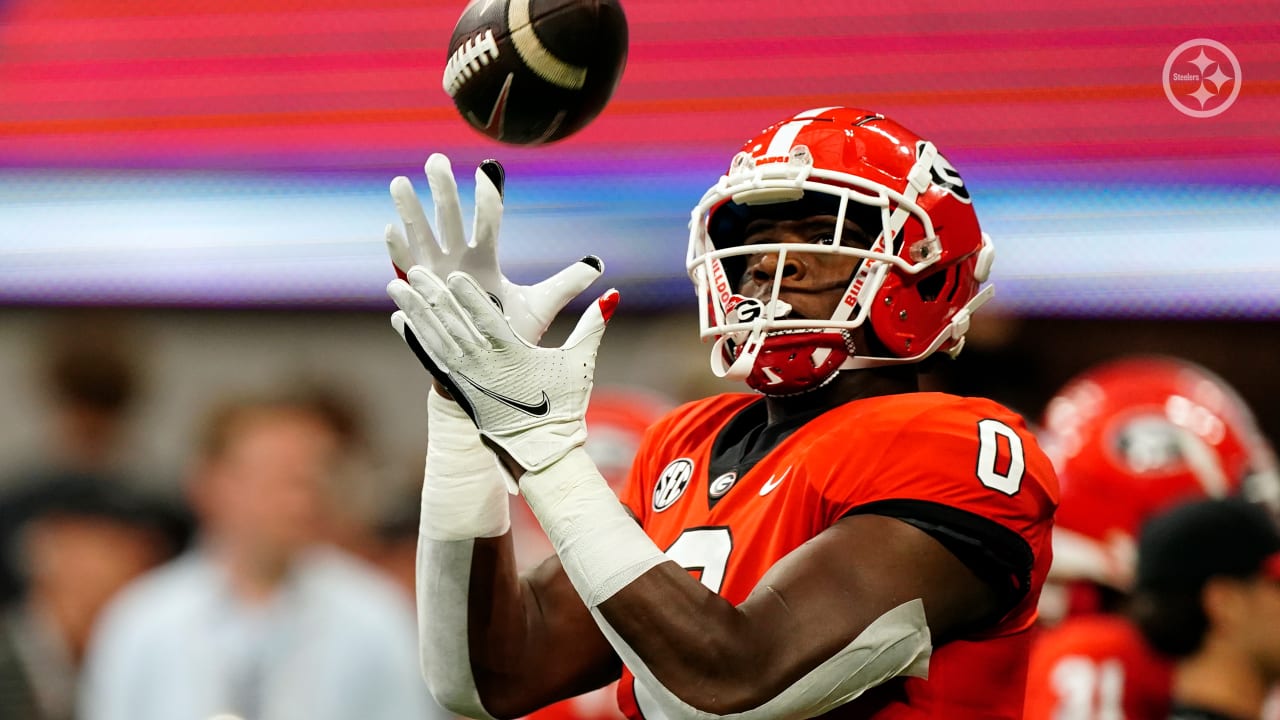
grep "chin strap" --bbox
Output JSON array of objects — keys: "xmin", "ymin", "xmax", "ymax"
[
  {"xmin": 709, "ymin": 297, "xmax": 792, "ymax": 381},
  {"xmin": 715, "ymin": 282, "xmax": 994, "ymax": 384},
  {"xmin": 710, "ymin": 329, "xmax": 762, "ymax": 381}
]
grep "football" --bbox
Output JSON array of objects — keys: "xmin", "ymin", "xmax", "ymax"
[{"xmin": 442, "ymin": 0, "xmax": 628, "ymax": 146}]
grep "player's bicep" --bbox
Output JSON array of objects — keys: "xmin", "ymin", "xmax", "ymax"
[
  {"xmin": 523, "ymin": 551, "xmax": 624, "ymax": 688},
  {"xmin": 846, "ymin": 499, "xmax": 1037, "ymax": 624},
  {"xmin": 737, "ymin": 512, "xmax": 997, "ymax": 679}
]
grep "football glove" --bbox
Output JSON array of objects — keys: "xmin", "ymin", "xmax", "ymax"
[
  {"xmin": 387, "ymin": 268, "xmax": 619, "ymax": 473},
  {"xmin": 385, "ymin": 153, "xmax": 602, "ymax": 346}
]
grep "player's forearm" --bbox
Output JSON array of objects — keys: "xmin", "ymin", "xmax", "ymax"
[
  {"xmin": 416, "ymin": 388, "xmax": 512, "ymax": 719},
  {"xmin": 597, "ymin": 563, "xmax": 797, "ymax": 712},
  {"xmin": 421, "ymin": 390, "xmax": 621, "ymax": 717},
  {"xmin": 520, "ymin": 449, "xmax": 803, "ymax": 712},
  {"xmin": 467, "ymin": 533, "xmax": 624, "ymax": 719},
  {"xmin": 464, "ymin": 534, "xmax": 544, "ymax": 715},
  {"xmin": 463, "ymin": 534, "xmax": 562, "ymax": 705}
]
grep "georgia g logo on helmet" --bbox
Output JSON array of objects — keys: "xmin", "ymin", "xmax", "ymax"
[{"xmin": 918, "ymin": 141, "xmax": 971, "ymax": 203}]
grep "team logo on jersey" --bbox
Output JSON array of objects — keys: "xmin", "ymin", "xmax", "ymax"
[
  {"xmin": 707, "ymin": 471, "xmax": 737, "ymax": 507},
  {"xmin": 653, "ymin": 458, "xmax": 694, "ymax": 512}
]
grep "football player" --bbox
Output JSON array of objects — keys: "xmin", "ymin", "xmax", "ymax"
[
  {"xmin": 1024, "ymin": 357, "xmax": 1279, "ymax": 720},
  {"xmin": 385, "ymin": 107, "xmax": 1058, "ymax": 720}
]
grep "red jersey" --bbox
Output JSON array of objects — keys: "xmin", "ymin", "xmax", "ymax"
[
  {"xmin": 1024, "ymin": 614, "xmax": 1173, "ymax": 720},
  {"xmin": 616, "ymin": 392, "xmax": 1058, "ymax": 720},
  {"xmin": 525, "ymin": 688, "xmax": 626, "ymax": 720}
]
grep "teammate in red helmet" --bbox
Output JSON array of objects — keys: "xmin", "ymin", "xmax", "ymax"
[{"xmin": 1024, "ymin": 356, "xmax": 1279, "ymax": 720}]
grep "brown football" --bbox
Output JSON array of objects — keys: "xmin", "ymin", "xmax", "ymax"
[{"xmin": 442, "ymin": 0, "xmax": 628, "ymax": 146}]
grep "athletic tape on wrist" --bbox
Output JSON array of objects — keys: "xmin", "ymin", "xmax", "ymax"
[
  {"xmin": 421, "ymin": 388, "xmax": 511, "ymax": 541},
  {"xmin": 521, "ymin": 447, "xmax": 667, "ymax": 607}
]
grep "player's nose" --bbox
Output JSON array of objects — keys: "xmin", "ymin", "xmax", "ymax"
[{"xmin": 747, "ymin": 249, "xmax": 807, "ymax": 288}]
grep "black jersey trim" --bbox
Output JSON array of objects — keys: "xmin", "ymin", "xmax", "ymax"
[
  {"xmin": 704, "ymin": 398, "xmax": 828, "ymax": 509},
  {"xmin": 706, "ymin": 397, "xmax": 768, "ymax": 483},
  {"xmin": 841, "ymin": 498, "xmax": 1035, "ymax": 622},
  {"xmin": 706, "ymin": 401, "xmax": 825, "ymax": 475}
]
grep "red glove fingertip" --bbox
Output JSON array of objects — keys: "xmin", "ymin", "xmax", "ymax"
[{"xmin": 598, "ymin": 290, "xmax": 621, "ymax": 322}]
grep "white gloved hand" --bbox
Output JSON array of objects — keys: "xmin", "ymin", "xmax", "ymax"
[
  {"xmin": 385, "ymin": 153, "xmax": 603, "ymax": 345},
  {"xmin": 387, "ymin": 268, "xmax": 619, "ymax": 473}
]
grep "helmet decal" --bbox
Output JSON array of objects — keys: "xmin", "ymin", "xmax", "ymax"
[
  {"xmin": 917, "ymin": 140, "xmax": 971, "ymax": 203},
  {"xmin": 1043, "ymin": 356, "xmax": 1279, "ymax": 589}
]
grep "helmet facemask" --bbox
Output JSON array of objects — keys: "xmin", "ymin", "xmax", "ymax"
[{"xmin": 687, "ymin": 142, "xmax": 982, "ymax": 395}]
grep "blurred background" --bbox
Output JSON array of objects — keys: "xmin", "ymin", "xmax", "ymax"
[{"xmin": 0, "ymin": 0, "xmax": 1277, "ymax": 719}]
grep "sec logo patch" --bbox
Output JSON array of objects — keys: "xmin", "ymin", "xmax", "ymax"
[{"xmin": 653, "ymin": 458, "xmax": 694, "ymax": 512}]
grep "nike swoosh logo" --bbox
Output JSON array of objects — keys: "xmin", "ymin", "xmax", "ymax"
[
  {"xmin": 759, "ymin": 466, "xmax": 792, "ymax": 496},
  {"xmin": 457, "ymin": 372, "xmax": 550, "ymax": 416}
]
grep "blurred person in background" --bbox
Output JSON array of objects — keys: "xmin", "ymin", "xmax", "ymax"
[
  {"xmin": 1024, "ymin": 356, "xmax": 1280, "ymax": 720},
  {"xmin": 79, "ymin": 389, "xmax": 447, "ymax": 720},
  {"xmin": 19, "ymin": 315, "xmax": 145, "ymax": 482},
  {"xmin": 0, "ymin": 315, "xmax": 150, "ymax": 605},
  {"xmin": 1130, "ymin": 497, "xmax": 1280, "ymax": 720},
  {"xmin": 293, "ymin": 383, "xmax": 391, "ymax": 562},
  {"xmin": 0, "ymin": 476, "xmax": 188, "ymax": 720}
]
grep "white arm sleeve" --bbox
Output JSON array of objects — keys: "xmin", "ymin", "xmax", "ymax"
[
  {"xmin": 417, "ymin": 388, "xmax": 510, "ymax": 720},
  {"xmin": 520, "ymin": 448, "xmax": 933, "ymax": 720}
]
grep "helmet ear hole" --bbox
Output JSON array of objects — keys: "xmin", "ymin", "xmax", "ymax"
[
  {"xmin": 915, "ymin": 269, "xmax": 948, "ymax": 302},
  {"xmin": 914, "ymin": 267, "xmax": 963, "ymax": 303}
]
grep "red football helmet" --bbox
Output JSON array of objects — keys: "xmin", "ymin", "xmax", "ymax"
[
  {"xmin": 1043, "ymin": 356, "xmax": 1279, "ymax": 593},
  {"xmin": 686, "ymin": 107, "xmax": 995, "ymax": 395}
]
